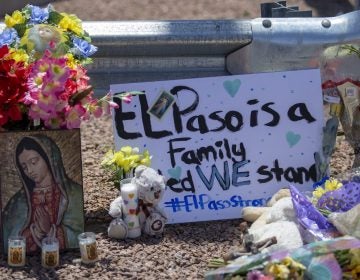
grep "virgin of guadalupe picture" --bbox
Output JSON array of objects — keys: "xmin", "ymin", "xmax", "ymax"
[{"xmin": 0, "ymin": 130, "xmax": 84, "ymax": 254}]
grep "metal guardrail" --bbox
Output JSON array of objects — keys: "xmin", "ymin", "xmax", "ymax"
[
  {"xmin": 83, "ymin": 20, "xmax": 252, "ymax": 95},
  {"xmin": 1, "ymin": 10, "xmax": 360, "ymax": 95}
]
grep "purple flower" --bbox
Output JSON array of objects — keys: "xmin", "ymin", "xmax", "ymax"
[
  {"xmin": 72, "ymin": 37, "xmax": 97, "ymax": 57},
  {"xmin": 28, "ymin": 5, "xmax": 49, "ymax": 23},
  {"xmin": 0, "ymin": 28, "xmax": 19, "ymax": 46},
  {"xmin": 247, "ymin": 270, "xmax": 266, "ymax": 280}
]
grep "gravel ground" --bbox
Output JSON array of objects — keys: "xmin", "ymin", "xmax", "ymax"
[{"xmin": 0, "ymin": 1, "xmax": 358, "ymax": 279}]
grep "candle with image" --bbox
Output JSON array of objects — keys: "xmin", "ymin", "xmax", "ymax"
[
  {"xmin": 8, "ymin": 236, "xmax": 26, "ymax": 267},
  {"xmin": 121, "ymin": 181, "xmax": 141, "ymax": 238},
  {"xmin": 78, "ymin": 232, "xmax": 98, "ymax": 264},
  {"xmin": 41, "ymin": 237, "xmax": 59, "ymax": 268}
]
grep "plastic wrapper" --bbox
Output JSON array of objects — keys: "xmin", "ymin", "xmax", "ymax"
[
  {"xmin": 290, "ymin": 167, "xmax": 360, "ymax": 243},
  {"xmin": 289, "ymin": 185, "xmax": 340, "ymax": 243},
  {"xmin": 320, "ymin": 44, "xmax": 360, "ymax": 170},
  {"xmin": 316, "ymin": 181, "xmax": 360, "ymax": 212},
  {"xmin": 328, "ymin": 204, "xmax": 360, "ymax": 238}
]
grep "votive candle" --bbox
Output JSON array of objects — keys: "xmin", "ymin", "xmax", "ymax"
[
  {"xmin": 41, "ymin": 237, "xmax": 59, "ymax": 268},
  {"xmin": 8, "ymin": 236, "xmax": 26, "ymax": 267},
  {"xmin": 78, "ymin": 232, "xmax": 98, "ymax": 264}
]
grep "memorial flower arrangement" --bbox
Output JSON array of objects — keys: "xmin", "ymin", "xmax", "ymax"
[
  {"xmin": 0, "ymin": 4, "xmax": 132, "ymax": 130},
  {"xmin": 101, "ymin": 146, "xmax": 152, "ymax": 184},
  {"xmin": 289, "ymin": 171, "xmax": 360, "ymax": 242},
  {"xmin": 310, "ymin": 177, "xmax": 343, "ymax": 211},
  {"xmin": 206, "ymin": 237, "xmax": 360, "ymax": 280},
  {"xmin": 244, "ymin": 257, "xmax": 306, "ymax": 280}
]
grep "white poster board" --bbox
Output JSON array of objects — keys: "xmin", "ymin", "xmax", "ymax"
[{"xmin": 111, "ymin": 69, "xmax": 323, "ymax": 223}]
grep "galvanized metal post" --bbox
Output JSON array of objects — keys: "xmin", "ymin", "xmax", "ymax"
[{"xmin": 226, "ymin": 11, "xmax": 360, "ymax": 75}]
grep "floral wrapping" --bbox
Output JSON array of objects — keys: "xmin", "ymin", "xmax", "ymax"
[
  {"xmin": 289, "ymin": 185, "xmax": 339, "ymax": 241},
  {"xmin": 205, "ymin": 237, "xmax": 360, "ymax": 280},
  {"xmin": 316, "ymin": 181, "xmax": 360, "ymax": 212}
]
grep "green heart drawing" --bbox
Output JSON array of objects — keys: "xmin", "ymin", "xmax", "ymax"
[
  {"xmin": 286, "ymin": 131, "xmax": 301, "ymax": 147},
  {"xmin": 128, "ymin": 222, "xmax": 135, "ymax": 228},
  {"xmin": 167, "ymin": 166, "xmax": 182, "ymax": 181},
  {"xmin": 223, "ymin": 79, "xmax": 241, "ymax": 97}
]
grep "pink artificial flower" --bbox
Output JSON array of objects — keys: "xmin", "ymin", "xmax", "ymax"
[
  {"xmin": 65, "ymin": 104, "xmax": 86, "ymax": 129},
  {"xmin": 121, "ymin": 93, "xmax": 132, "ymax": 104},
  {"xmin": 92, "ymin": 106, "xmax": 103, "ymax": 118},
  {"xmin": 96, "ymin": 92, "xmax": 119, "ymax": 115},
  {"xmin": 108, "ymin": 99, "xmax": 119, "ymax": 109},
  {"xmin": 23, "ymin": 92, "xmax": 37, "ymax": 105},
  {"xmin": 36, "ymin": 91, "xmax": 58, "ymax": 112},
  {"xmin": 44, "ymin": 117, "xmax": 63, "ymax": 129}
]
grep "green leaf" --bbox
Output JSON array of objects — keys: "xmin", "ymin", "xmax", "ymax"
[
  {"xmin": 341, "ymin": 44, "xmax": 360, "ymax": 57},
  {"xmin": 13, "ymin": 23, "xmax": 27, "ymax": 38},
  {"xmin": 48, "ymin": 11, "xmax": 64, "ymax": 25},
  {"xmin": 113, "ymin": 91, "xmax": 145, "ymax": 98}
]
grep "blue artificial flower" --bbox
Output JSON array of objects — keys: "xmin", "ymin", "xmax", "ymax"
[
  {"xmin": 72, "ymin": 37, "xmax": 98, "ymax": 57},
  {"xmin": 28, "ymin": 5, "xmax": 49, "ymax": 23},
  {"xmin": 0, "ymin": 28, "xmax": 19, "ymax": 47}
]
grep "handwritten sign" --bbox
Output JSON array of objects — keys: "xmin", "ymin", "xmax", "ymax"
[{"xmin": 111, "ymin": 69, "xmax": 323, "ymax": 223}]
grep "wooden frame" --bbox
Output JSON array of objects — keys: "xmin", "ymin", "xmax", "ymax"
[{"xmin": 0, "ymin": 129, "xmax": 84, "ymax": 254}]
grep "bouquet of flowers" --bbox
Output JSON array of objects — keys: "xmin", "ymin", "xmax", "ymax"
[
  {"xmin": 0, "ymin": 4, "xmax": 131, "ymax": 130},
  {"xmin": 101, "ymin": 146, "xmax": 152, "ymax": 184},
  {"xmin": 206, "ymin": 237, "xmax": 360, "ymax": 280},
  {"xmin": 290, "ymin": 168, "xmax": 360, "ymax": 242}
]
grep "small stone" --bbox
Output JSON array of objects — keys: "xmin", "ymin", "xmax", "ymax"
[
  {"xmin": 72, "ymin": 258, "xmax": 82, "ymax": 265},
  {"xmin": 241, "ymin": 206, "xmax": 269, "ymax": 222},
  {"xmin": 267, "ymin": 188, "xmax": 291, "ymax": 207}
]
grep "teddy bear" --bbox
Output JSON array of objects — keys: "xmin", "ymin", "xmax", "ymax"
[{"xmin": 107, "ymin": 165, "xmax": 167, "ymax": 239}]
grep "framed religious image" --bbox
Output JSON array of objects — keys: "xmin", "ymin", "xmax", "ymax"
[
  {"xmin": 0, "ymin": 129, "xmax": 84, "ymax": 254},
  {"xmin": 147, "ymin": 90, "xmax": 175, "ymax": 120}
]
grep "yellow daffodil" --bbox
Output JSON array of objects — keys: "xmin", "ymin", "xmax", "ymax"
[
  {"xmin": 59, "ymin": 13, "xmax": 84, "ymax": 36},
  {"xmin": 313, "ymin": 187, "xmax": 326, "ymax": 199},
  {"xmin": 114, "ymin": 151, "xmax": 125, "ymax": 167},
  {"xmin": 266, "ymin": 263, "xmax": 290, "ymax": 279},
  {"xmin": 140, "ymin": 150, "xmax": 151, "ymax": 166},
  {"xmin": 351, "ymin": 265, "xmax": 360, "ymax": 279},
  {"xmin": 281, "ymin": 257, "xmax": 292, "ymax": 267},
  {"xmin": 120, "ymin": 146, "xmax": 137, "ymax": 156},
  {"xmin": 101, "ymin": 147, "xmax": 152, "ymax": 182},
  {"xmin": 5, "ymin": 10, "xmax": 25, "ymax": 27},
  {"xmin": 324, "ymin": 178, "xmax": 342, "ymax": 191},
  {"xmin": 349, "ymin": 249, "xmax": 360, "ymax": 269}
]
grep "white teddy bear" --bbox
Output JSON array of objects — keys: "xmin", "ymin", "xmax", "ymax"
[{"xmin": 108, "ymin": 165, "xmax": 167, "ymax": 239}]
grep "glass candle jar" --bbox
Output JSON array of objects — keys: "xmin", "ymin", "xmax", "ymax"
[
  {"xmin": 8, "ymin": 236, "xmax": 26, "ymax": 267},
  {"xmin": 41, "ymin": 237, "xmax": 59, "ymax": 268},
  {"xmin": 78, "ymin": 232, "xmax": 98, "ymax": 264}
]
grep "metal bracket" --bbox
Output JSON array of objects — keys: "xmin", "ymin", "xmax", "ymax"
[{"xmin": 261, "ymin": 1, "xmax": 312, "ymax": 18}]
